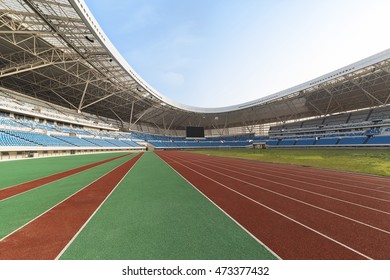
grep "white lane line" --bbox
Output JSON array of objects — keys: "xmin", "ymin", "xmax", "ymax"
[
  {"xmin": 175, "ymin": 154, "xmax": 390, "ymax": 201},
  {"xmin": 163, "ymin": 154, "xmax": 374, "ymax": 260},
  {"xmin": 173, "ymin": 156, "xmax": 390, "ymax": 235},
  {"xmin": 0, "ymin": 153, "xmax": 127, "ymax": 192},
  {"xmin": 156, "ymin": 153, "xmax": 281, "ymax": 260},
  {"xmin": 55, "ymin": 153, "xmax": 142, "ymax": 260},
  {"xmin": 187, "ymin": 152, "xmax": 390, "ymax": 190},
  {"xmin": 202, "ymin": 155, "xmax": 390, "ymax": 192},
  {"xmin": 184, "ymin": 157, "xmax": 390, "ymax": 213},
  {"xmin": 0, "ymin": 155, "xmax": 134, "ymax": 243},
  {"xmin": 0, "ymin": 154, "xmax": 130, "ymax": 202}
]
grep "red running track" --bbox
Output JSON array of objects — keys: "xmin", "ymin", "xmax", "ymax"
[
  {"xmin": 0, "ymin": 153, "xmax": 142, "ymax": 260},
  {"xmin": 157, "ymin": 151, "xmax": 390, "ymax": 260},
  {"xmin": 0, "ymin": 153, "xmax": 130, "ymax": 201}
]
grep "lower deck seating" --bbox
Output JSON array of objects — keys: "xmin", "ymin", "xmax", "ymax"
[
  {"xmin": 295, "ymin": 139, "xmax": 315, "ymax": 146},
  {"xmin": 53, "ymin": 135, "xmax": 97, "ymax": 147},
  {"xmin": 267, "ymin": 134, "xmax": 390, "ymax": 147},
  {"xmin": 0, "ymin": 130, "xmax": 37, "ymax": 146},
  {"xmin": 105, "ymin": 139, "xmax": 132, "ymax": 147},
  {"xmin": 4, "ymin": 130, "xmax": 72, "ymax": 146},
  {"xmin": 0, "ymin": 129, "xmax": 143, "ymax": 149},
  {"xmin": 366, "ymin": 135, "xmax": 390, "ymax": 145},
  {"xmin": 121, "ymin": 140, "xmax": 142, "ymax": 147},
  {"xmin": 279, "ymin": 139, "xmax": 296, "ymax": 146},
  {"xmin": 267, "ymin": 106, "xmax": 390, "ymax": 147},
  {"xmin": 149, "ymin": 140, "xmax": 252, "ymax": 149},
  {"xmin": 82, "ymin": 138, "xmax": 118, "ymax": 147},
  {"xmin": 315, "ymin": 138, "xmax": 339, "ymax": 145},
  {"xmin": 338, "ymin": 136, "xmax": 367, "ymax": 145}
]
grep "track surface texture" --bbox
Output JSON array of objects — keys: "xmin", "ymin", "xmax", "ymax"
[
  {"xmin": 0, "ymin": 153, "xmax": 142, "ymax": 260},
  {"xmin": 0, "ymin": 152, "xmax": 129, "ymax": 189},
  {"xmin": 0, "ymin": 153, "xmax": 129, "ymax": 201},
  {"xmin": 157, "ymin": 151, "xmax": 390, "ymax": 260},
  {"xmin": 59, "ymin": 152, "xmax": 276, "ymax": 260}
]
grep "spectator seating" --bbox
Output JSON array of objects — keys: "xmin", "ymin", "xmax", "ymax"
[
  {"xmin": 82, "ymin": 138, "xmax": 118, "ymax": 147},
  {"xmin": 266, "ymin": 106, "xmax": 390, "ymax": 147},
  {"xmin": 366, "ymin": 135, "xmax": 390, "ymax": 145},
  {"xmin": 338, "ymin": 136, "xmax": 367, "ymax": 145},
  {"xmin": 52, "ymin": 135, "xmax": 97, "ymax": 147},
  {"xmin": 4, "ymin": 130, "xmax": 72, "ymax": 146},
  {"xmin": 0, "ymin": 131, "xmax": 37, "ymax": 146},
  {"xmin": 315, "ymin": 138, "xmax": 339, "ymax": 145}
]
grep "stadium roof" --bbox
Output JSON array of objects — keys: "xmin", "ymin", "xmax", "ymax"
[{"xmin": 1, "ymin": 0, "xmax": 390, "ymax": 131}]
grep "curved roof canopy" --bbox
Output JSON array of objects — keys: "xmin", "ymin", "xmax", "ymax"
[{"xmin": 1, "ymin": 0, "xmax": 390, "ymax": 131}]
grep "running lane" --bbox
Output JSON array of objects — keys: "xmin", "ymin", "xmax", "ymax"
[
  {"xmin": 0, "ymin": 153, "xmax": 142, "ymax": 260},
  {"xmin": 0, "ymin": 153, "xmax": 130, "ymax": 201},
  {"xmin": 157, "ymin": 151, "xmax": 390, "ymax": 259}
]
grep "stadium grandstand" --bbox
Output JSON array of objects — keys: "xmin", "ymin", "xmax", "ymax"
[
  {"xmin": 1, "ymin": 0, "xmax": 390, "ymax": 267},
  {"xmin": 0, "ymin": 0, "xmax": 390, "ymax": 160}
]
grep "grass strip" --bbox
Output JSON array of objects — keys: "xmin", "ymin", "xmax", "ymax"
[
  {"xmin": 188, "ymin": 149, "xmax": 390, "ymax": 177},
  {"xmin": 0, "ymin": 153, "xmax": 136, "ymax": 239},
  {"xmin": 60, "ymin": 152, "xmax": 276, "ymax": 260},
  {"xmin": 0, "ymin": 152, "xmax": 129, "ymax": 189}
]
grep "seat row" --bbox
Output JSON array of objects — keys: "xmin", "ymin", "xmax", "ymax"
[
  {"xmin": 267, "ymin": 135, "xmax": 390, "ymax": 146},
  {"xmin": 0, "ymin": 130, "xmax": 141, "ymax": 148}
]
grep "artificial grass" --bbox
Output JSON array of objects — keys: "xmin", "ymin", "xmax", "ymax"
[
  {"xmin": 188, "ymin": 149, "xmax": 390, "ymax": 177},
  {"xmin": 60, "ymin": 152, "xmax": 276, "ymax": 260},
  {"xmin": 0, "ymin": 152, "xmax": 129, "ymax": 189},
  {"xmin": 0, "ymin": 153, "xmax": 136, "ymax": 239}
]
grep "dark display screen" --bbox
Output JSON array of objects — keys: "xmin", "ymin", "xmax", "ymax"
[{"xmin": 186, "ymin": 126, "xmax": 205, "ymax": 138}]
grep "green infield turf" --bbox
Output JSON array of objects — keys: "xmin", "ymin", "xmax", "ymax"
[
  {"xmin": 187, "ymin": 149, "xmax": 390, "ymax": 176},
  {"xmin": 60, "ymin": 152, "xmax": 277, "ymax": 260},
  {"xmin": 0, "ymin": 153, "xmax": 136, "ymax": 239},
  {"xmin": 0, "ymin": 152, "xmax": 129, "ymax": 189}
]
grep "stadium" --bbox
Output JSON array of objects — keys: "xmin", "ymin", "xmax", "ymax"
[{"xmin": 0, "ymin": 0, "xmax": 389, "ymax": 261}]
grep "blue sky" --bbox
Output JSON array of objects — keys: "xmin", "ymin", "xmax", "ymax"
[{"xmin": 85, "ymin": 0, "xmax": 390, "ymax": 108}]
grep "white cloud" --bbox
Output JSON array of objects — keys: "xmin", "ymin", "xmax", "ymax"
[
  {"xmin": 87, "ymin": 0, "xmax": 390, "ymax": 108},
  {"xmin": 122, "ymin": 4, "xmax": 161, "ymax": 32},
  {"xmin": 161, "ymin": 72, "xmax": 185, "ymax": 88}
]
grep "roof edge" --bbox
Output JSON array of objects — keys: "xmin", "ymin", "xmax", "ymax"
[{"xmin": 69, "ymin": 0, "xmax": 390, "ymax": 114}]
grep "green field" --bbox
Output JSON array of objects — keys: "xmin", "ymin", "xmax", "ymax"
[{"xmin": 188, "ymin": 149, "xmax": 390, "ymax": 177}]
